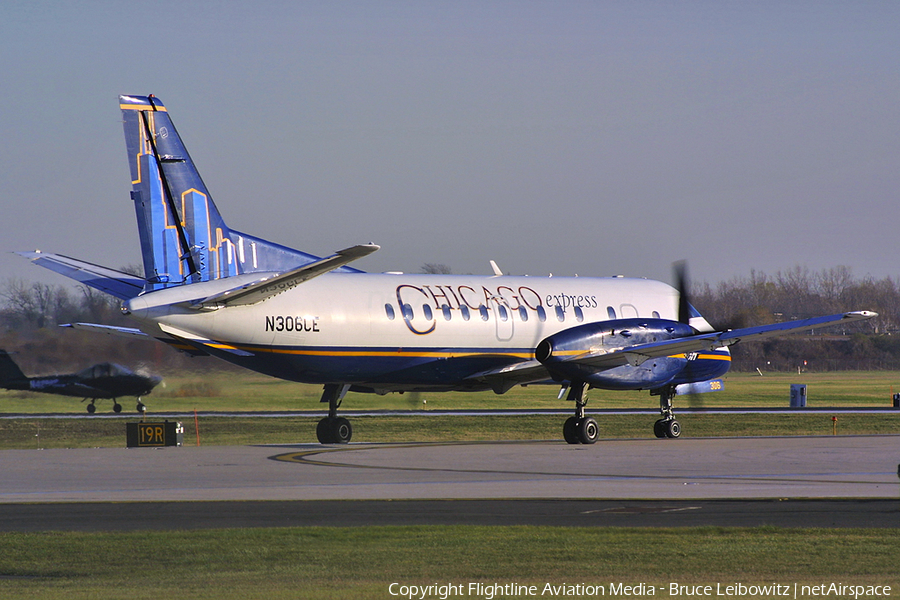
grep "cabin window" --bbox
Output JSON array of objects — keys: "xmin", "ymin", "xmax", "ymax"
[
  {"xmin": 555, "ymin": 306, "xmax": 565, "ymax": 322},
  {"xmin": 518, "ymin": 306, "xmax": 529, "ymax": 321},
  {"xmin": 384, "ymin": 303, "xmax": 395, "ymax": 320},
  {"xmin": 479, "ymin": 305, "xmax": 490, "ymax": 321},
  {"xmin": 536, "ymin": 306, "xmax": 547, "ymax": 322},
  {"xmin": 460, "ymin": 305, "xmax": 471, "ymax": 321},
  {"xmin": 422, "ymin": 304, "xmax": 433, "ymax": 321},
  {"xmin": 607, "ymin": 306, "xmax": 616, "ymax": 319},
  {"xmin": 498, "ymin": 305, "xmax": 508, "ymax": 321},
  {"xmin": 441, "ymin": 304, "xmax": 452, "ymax": 321},
  {"xmin": 574, "ymin": 306, "xmax": 584, "ymax": 322},
  {"xmin": 402, "ymin": 304, "xmax": 414, "ymax": 321}
]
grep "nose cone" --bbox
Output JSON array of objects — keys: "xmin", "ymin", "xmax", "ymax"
[{"xmin": 141, "ymin": 375, "xmax": 164, "ymax": 395}]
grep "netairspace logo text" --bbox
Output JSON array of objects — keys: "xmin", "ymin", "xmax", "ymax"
[{"xmin": 388, "ymin": 581, "xmax": 893, "ymax": 600}]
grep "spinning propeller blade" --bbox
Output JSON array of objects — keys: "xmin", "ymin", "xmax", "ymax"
[{"xmin": 674, "ymin": 260, "xmax": 691, "ymax": 326}]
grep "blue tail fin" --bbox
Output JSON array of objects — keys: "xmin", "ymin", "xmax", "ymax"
[{"xmin": 121, "ymin": 95, "xmax": 336, "ymax": 291}]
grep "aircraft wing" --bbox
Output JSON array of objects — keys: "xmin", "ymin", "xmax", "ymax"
[
  {"xmin": 190, "ymin": 244, "xmax": 379, "ymax": 309},
  {"xmin": 465, "ymin": 359, "xmax": 553, "ymax": 394},
  {"xmin": 17, "ymin": 252, "xmax": 145, "ymax": 300},
  {"xmin": 470, "ymin": 311, "xmax": 876, "ymax": 390},
  {"xmin": 554, "ymin": 311, "xmax": 877, "ymax": 369}
]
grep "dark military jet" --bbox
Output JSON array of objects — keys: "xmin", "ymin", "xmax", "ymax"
[{"xmin": 0, "ymin": 350, "xmax": 162, "ymax": 413}]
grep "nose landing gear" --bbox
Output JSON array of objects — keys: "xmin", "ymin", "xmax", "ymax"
[{"xmin": 652, "ymin": 384, "xmax": 681, "ymax": 438}]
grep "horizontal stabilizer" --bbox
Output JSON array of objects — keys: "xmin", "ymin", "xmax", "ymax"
[
  {"xmin": 190, "ymin": 244, "xmax": 379, "ymax": 309},
  {"xmin": 60, "ymin": 323, "xmax": 150, "ymax": 339},
  {"xmin": 17, "ymin": 252, "xmax": 145, "ymax": 300}
]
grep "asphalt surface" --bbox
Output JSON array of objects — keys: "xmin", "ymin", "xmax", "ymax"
[
  {"xmin": 1, "ymin": 435, "xmax": 899, "ymax": 530},
  {"xmin": 1, "ymin": 498, "xmax": 898, "ymax": 531}
]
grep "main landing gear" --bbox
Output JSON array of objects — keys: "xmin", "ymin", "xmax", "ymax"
[
  {"xmin": 316, "ymin": 384, "xmax": 353, "ymax": 444},
  {"xmin": 83, "ymin": 398, "xmax": 146, "ymax": 414},
  {"xmin": 562, "ymin": 381, "xmax": 600, "ymax": 445},
  {"xmin": 651, "ymin": 384, "xmax": 681, "ymax": 438}
]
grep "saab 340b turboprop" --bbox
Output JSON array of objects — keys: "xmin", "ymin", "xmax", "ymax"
[{"xmin": 20, "ymin": 94, "xmax": 876, "ymax": 444}]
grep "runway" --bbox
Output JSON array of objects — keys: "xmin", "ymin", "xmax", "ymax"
[{"xmin": 1, "ymin": 435, "xmax": 898, "ymax": 530}]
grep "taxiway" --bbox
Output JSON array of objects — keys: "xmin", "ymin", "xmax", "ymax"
[{"xmin": 2, "ymin": 435, "xmax": 897, "ymax": 530}]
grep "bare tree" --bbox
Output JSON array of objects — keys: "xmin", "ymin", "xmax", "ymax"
[{"xmin": 420, "ymin": 263, "xmax": 453, "ymax": 275}]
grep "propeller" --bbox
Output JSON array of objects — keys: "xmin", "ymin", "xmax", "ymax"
[
  {"xmin": 673, "ymin": 260, "xmax": 708, "ymax": 409},
  {"xmin": 674, "ymin": 260, "xmax": 691, "ymax": 326}
]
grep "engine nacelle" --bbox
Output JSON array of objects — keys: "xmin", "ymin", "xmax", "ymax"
[{"xmin": 535, "ymin": 318, "xmax": 695, "ymax": 390}]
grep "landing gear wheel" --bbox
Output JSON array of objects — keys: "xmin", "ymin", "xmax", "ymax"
[
  {"xmin": 316, "ymin": 417, "xmax": 334, "ymax": 444},
  {"xmin": 136, "ymin": 401, "xmax": 146, "ymax": 414},
  {"xmin": 86, "ymin": 403, "xmax": 96, "ymax": 414},
  {"xmin": 330, "ymin": 417, "xmax": 352, "ymax": 444},
  {"xmin": 317, "ymin": 384, "xmax": 352, "ymax": 444},
  {"xmin": 653, "ymin": 419, "xmax": 667, "ymax": 438},
  {"xmin": 316, "ymin": 417, "xmax": 353, "ymax": 444},
  {"xmin": 563, "ymin": 417, "xmax": 580, "ymax": 444},
  {"xmin": 665, "ymin": 418, "xmax": 681, "ymax": 438},
  {"xmin": 577, "ymin": 417, "xmax": 599, "ymax": 444},
  {"xmin": 113, "ymin": 402, "xmax": 122, "ymax": 414}
]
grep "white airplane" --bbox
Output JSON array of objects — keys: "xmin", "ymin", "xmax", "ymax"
[{"xmin": 20, "ymin": 94, "xmax": 876, "ymax": 444}]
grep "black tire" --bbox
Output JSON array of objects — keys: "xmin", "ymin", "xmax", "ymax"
[
  {"xmin": 136, "ymin": 402, "xmax": 146, "ymax": 413},
  {"xmin": 665, "ymin": 419, "xmax": 681, "ymax": 439},
  {"xmin": 113, "ymin": 403, "xmax": 122, "ymax": 414},
  {"xmin": 86, "ymin": 404, "xmax": 96, "ymax": 414},
  {"xmin": 563, "ymin": 417, "xmax": 580, "ymax": 444},
  {"xmin": 578, "ymin": 417, "xmax": 599, "ymax": 444},
  {"xmin": 653, "ymin": 419, "xmax": 667, "ymax": 438},
  {"xmin": 316, "ymin": 418, "xmax": 333, "ymax": 444},
  {"xmin": 331, "ymin": 417, "xmax": 352, "ymax": 444}
]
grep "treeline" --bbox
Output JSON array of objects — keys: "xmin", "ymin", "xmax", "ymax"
[
  {"xmin": 0, "ymin": 279, "xmax": 203, "ymax": 374},
  {"xmin": 2, "ymin": 266, "xmax": 899, "ymax": 373},
  {"xmin": 690, "ymin": 266, "xmax": 899, "ymax": 371}
]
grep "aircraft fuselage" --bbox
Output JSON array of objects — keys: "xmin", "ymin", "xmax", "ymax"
[{"xmin": 124, "ymin": 272, "xmax": 731, "ymax": 393}]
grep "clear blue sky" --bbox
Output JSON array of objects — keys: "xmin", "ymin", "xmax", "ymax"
[{"xmin": 2, "ymin": 1, "xmax": 898, "ymax": 289}]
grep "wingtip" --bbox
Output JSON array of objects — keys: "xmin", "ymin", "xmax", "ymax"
[{"xmin": 845, "ymin": 310, "xmax": 878, "ymax": 319}]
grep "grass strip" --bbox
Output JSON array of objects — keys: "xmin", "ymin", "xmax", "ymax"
[
  {"xmin": 1, "ymin": 413, "xmax": 898, "ymax": 449},
  {"xmin": 0, "ymin": 526, "xmax": 898, "ymax": 600}
]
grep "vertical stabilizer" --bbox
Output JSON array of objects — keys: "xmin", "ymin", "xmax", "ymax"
[
  {"xmin": 0, "ymin": 351, "xmax": 27, "ymax": 387},
  {"xmin": 121, "ymin": 95, "xmax": 238, "ymax": 290},
  {"xmin": 120, "ymin": 95, "xmax": 365, "ymax": 291}
]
